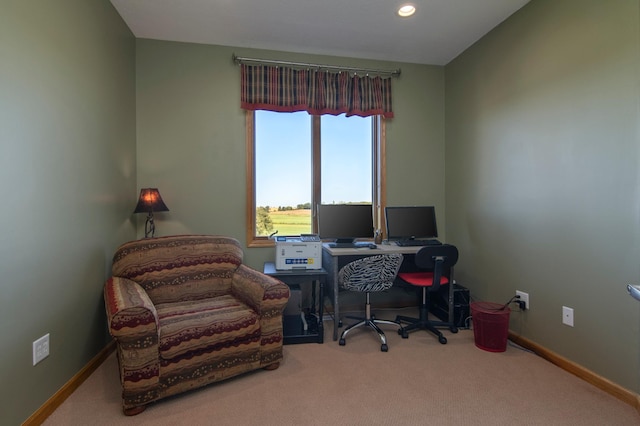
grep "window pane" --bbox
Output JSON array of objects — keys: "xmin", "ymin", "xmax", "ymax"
[
  {"xmin": 255, "ymin": 111, "xmax": 312, "ymax": 236},
  {"xmin": 321, "ymin": 114, "xmax": 372, "ymax": 204}
]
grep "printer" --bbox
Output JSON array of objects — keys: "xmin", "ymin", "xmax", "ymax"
[{"xmin": 275, "ymin": 235, "xmax": 322, "ymax": 270}]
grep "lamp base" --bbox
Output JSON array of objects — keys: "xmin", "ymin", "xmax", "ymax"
[{"xmin": 144, "ymin": 213, "xmax": 155, "ymax": 238}]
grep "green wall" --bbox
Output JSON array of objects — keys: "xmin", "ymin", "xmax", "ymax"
[
  {"xmin": 4, "ymin": 0, "xmax": 640, "ymax": 423},
  {"xmin": 135, "ymin": 40, "xmax": 446, "ymax": 268},
  {"xmin": 0, "ymin": 1, "xmax": 136, "ymax": 424},
  {"xmin": 445, "ymin": 0, "xmax": 640, "ymax": 392}
]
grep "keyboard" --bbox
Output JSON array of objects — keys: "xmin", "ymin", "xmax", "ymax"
[
  {"xmin": 395, "ymin": 239, "xmax": 442, "ymax": 247},
  {"xmin": 328, "ymin": 242, "xmax": 375, "ymax": 249}
]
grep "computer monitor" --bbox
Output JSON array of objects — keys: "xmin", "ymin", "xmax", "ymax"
[
  {"xmin": 317, "ymin": 204, "xmax": 374, "ymax": 245},
  {"xmin": 385, "ymin": 206, "xmax": 438, "ymax": 241}
]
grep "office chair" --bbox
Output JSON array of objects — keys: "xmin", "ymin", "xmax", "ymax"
[
  {"xmin": 396, "ymin": 244, "xmax": 459, "ymax": 344},
  {"xmin": 338, "ymin": 253, "xmax": 407, "ymax": 352}
]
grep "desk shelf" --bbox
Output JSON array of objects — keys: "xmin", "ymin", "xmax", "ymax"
[
  {"xmin": 263, "ymin": 262, "xmax": 326, "ymax": 344},
  {"xmin": 283, "ymin": 311, "xmax": 323, "ymax": 344}
]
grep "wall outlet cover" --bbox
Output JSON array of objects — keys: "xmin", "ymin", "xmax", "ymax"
[{"xmin": 562, "ymin": 306, "xmax": 574, "ymax": 327}]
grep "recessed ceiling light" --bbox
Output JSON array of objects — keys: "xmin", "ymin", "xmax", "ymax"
[{"xmin": 398, "ymin": 4, "xmax": 416, "ymax": 18}]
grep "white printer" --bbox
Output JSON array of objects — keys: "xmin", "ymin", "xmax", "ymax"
[{"xmin": 275, "ymin": 235, "xmax": 322, "ymax": 270}]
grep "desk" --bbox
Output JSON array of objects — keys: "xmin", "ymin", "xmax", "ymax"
[
  {"xmin": 263, "ymin": 262, "xmax": 326, "ymax": 344},
  {"xmin": 322, "ymin": 243, "xmax": 456, "ymax": 341}
]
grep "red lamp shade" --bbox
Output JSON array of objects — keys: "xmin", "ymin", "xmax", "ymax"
[{"xmin": 133, "ymin": 188, "xmax": 169, "ymax": 214}]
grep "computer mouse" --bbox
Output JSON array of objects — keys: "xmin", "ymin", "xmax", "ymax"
[{"xmin": 368, "ymin": 243, "xmax": 377, "ymax": 249}]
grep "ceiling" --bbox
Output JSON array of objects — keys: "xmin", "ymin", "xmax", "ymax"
[{"xmin": 110, "ymin": 0, "xmax": 530, "ymax": 66}]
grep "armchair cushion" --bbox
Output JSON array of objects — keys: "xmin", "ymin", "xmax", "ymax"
[{"xmin": 156, "ymin": 295, "xmax": 260, "ymax": 360}]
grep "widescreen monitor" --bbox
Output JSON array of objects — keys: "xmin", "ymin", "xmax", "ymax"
[
  {"xmin": 385, "ymin": 206, "xmax": 438, "ymax": 241},
  {"xmin": 317, "ymin": 204, "xmax": 374, "ymax": 244}
]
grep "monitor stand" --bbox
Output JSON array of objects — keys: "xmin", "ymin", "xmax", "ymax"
[
  {"xmin": 329, "ymin": 238, "xmax": 356, "ymax": 248},
  {"xmin": 328, "ymin": 238, "xmax": 371, "ymax": 248}
]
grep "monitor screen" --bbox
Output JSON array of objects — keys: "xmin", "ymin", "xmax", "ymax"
[
  {"xmin": 385, "ymin": 206, "xmax": 438, "ymax": 240},
  {"xmin": 317, "ymin": 204, "xmax": 374, "ymax": 243}
]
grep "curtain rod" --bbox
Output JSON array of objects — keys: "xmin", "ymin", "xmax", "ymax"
[{"xmin": 233, "ymin": 54, "xmax": 401, "ymax": 77}]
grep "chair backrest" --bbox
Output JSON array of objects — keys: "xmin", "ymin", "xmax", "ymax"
[
  {"xmin": 414, "ymin": 244, "xmax": 459, "ymax": 291},
  {"xmin": 111, "ymin": 235, "xmax": 243, "ymax": 304},
  {"xmin": 339, "ymin": 253, "xmax": 404, "ymax": 293}
]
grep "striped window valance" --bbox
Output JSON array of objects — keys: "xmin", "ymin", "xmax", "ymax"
[{"xmin": 240, "ymin": 64, "xmax": 394, "ymax": 118}]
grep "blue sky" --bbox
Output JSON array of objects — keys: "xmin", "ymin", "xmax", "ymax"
[{"xmin": 255, "ymin": 111, "xmax": 371, "ymax": 207}]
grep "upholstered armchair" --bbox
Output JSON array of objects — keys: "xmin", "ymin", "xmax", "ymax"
[{"xmin": 104, "ymin": 235, "xmax": 290, "ymax": 415}]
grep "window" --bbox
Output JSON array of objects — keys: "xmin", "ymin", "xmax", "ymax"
[{"xmin": 246, "ymin": 110, "xmax": 386, "ymax": 246}]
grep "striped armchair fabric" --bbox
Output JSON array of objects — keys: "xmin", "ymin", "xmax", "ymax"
[{"xmin": 104, "ymin": 235, "xmax": 290, "ymax": 415}]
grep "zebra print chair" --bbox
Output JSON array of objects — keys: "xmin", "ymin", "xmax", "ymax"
[{"xmin": 338, "ymin": 253, "xmax": 407, "ymax": 351}]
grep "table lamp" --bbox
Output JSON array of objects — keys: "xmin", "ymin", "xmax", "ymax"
[{"xmin": 133, "ymin": 188, "xmax": 170, "ymax": 238}]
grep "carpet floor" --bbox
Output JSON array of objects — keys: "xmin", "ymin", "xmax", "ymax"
[{"xmin": 43, "ymin": 312, "xmax": 639, "ymax": 425}]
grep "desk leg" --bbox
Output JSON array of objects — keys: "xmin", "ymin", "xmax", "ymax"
[
  {"xmin": 448, "ymin": 280, "xmax": 454, "ymax": 324},
  {"xmin": 448, "ymin": 268, "xmax": 457, "ymax": 331},
  {"xmin": 317, "ymin": 279, "xmax": 324, "ymax": 343},
  {"xmin": 310, "ymin": 280, "xmax": 317, "ymax": 316},
  {"xmin": 332, "ymin": 266, "xmax": 339, "ymax": 340},
  {"xmin": 322, "ymin": 250, "xmax": 340, "ymax": 341}
]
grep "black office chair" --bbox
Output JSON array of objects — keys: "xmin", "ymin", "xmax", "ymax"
[
  {"xmin": 395, "ymin": 244, "xmax": 459, "ymax": 344},
  {"xmin": 338, "ymin": 253, "xmax": 408, "ymax": 352}
]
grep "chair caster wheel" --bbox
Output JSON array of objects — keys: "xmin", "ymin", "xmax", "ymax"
[
  {"xmin": 400, "ymin": 329, "xmax": 409, "ymax": 339},
  {"xmin": 338, "ymin": 320, "xmax": 343, "ymax": 328},
  {"xmin": 450, "ymin": 326, "xmax": 458, "ymax": 333},
  {"xmin": 381, "ymin": 344, "xmax": 388, "ymax": 352},
  {"xmin": 438, "ymin": 335, "xmax": 447, "ymax": 344},
  {"xmin": 339, "ymin": 338, "xmax": 346, "ymax": 346}
]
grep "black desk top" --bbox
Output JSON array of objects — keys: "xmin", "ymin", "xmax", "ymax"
[{"xmin": 263, "ymin": 262, "xmax": 327, "ymax": 277}]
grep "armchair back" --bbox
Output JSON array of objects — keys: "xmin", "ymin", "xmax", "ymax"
[{"xmin": 112, "ymin": 235, "xmax": 244, "ymax": 305}]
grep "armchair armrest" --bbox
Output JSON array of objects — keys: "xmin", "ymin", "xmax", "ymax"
[
  {"xmin": 104, "ymin": 277, "xmax": 160, "ymax": 409},
  {"xmin": 231, "ymin": 264, "xmax": 290, "ymax": 313},
  {"xmin": 104, "ymin": 276, "xmax": 159, "ymax": 337},
  {"xmin": 232, "ymin": 265, "xmax": 290, "ymax": 366}
]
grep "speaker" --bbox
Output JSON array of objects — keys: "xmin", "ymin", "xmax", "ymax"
[{"xmin": 431, "ymin": 283, "xmax": 470, "ymax": 328}]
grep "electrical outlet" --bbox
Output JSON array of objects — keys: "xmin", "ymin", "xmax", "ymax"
[
  {"xmin": 562, "ymin": 306, "xmax": 574, "ymax": 327},
  {"xmin": 33, "ymin": 333, "xmax": 50, "ymax": 365},
  {"xmin": 516, "ymin": 290, "xmax": 529, "ymax": 310}
]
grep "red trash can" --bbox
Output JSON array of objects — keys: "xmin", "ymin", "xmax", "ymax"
[{"xmin": 470, "ymin": 301, "xmax": 510, "ymax": 352}]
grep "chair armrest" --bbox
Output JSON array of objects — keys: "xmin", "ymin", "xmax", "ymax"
[
  {"xmin": 104, "ymin": 277, "xmax": 160, "ymax": 407},
  {"xmin": 231, "ymin": 264, "xmax": 290, "ymax": 313},
  {"xmin": 104, "ymin": 276, "xmax": 159, "ymax": 337}
]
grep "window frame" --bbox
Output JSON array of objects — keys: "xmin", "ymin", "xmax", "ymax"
[{"xmin": 246, "ymin": 110, "xmax": 386, "ymax": 247}]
